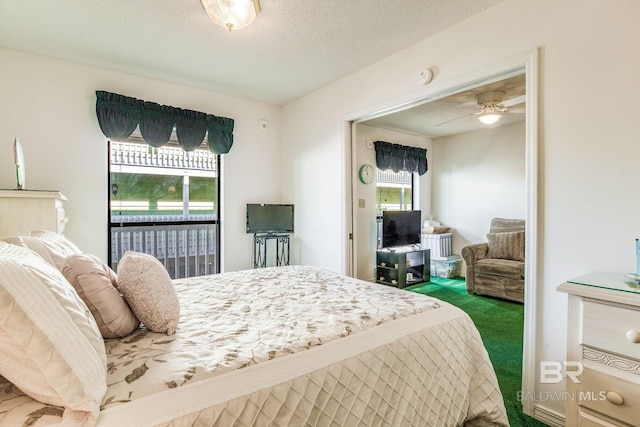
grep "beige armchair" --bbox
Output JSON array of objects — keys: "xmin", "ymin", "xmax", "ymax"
[{"xmin": 461, "ymin": 218, "xmax": 525, "ymax": 303}]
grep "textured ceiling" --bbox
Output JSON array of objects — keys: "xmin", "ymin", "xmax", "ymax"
[{"xmin": 0, "ymin": 0, "xmax": 504, "ymax": 106}]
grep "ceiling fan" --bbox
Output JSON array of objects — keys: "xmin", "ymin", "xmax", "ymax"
[{"xmin": 435, "ymin": 90, "xmax": 525, "ymax": 127}]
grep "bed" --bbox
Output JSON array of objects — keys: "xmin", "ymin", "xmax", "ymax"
[{"xmin": 0, "ymin": 234, "xmax": 508, "ymax": 427}]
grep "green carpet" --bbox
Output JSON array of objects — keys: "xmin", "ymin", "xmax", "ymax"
[{"xmin": 406, "ymin": 277, "xmax": 547, "ymax": 427}]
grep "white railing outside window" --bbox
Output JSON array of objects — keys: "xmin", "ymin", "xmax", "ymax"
[
  {"xmin": 111, "ymin": 224, "xmax": 217, "ymax": 279},
  {"xmin": 377, "ymin": 169, "xmax": 411, "ymax": 185},
  {"xmin": 110, "ymin": 141, "xmax": 216, "ymax": 171}
]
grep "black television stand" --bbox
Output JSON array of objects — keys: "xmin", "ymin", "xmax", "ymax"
[
  {"xmin": 252, "ymin": 233, "xmax": 290, "ymax": 268},
  {"xmin": 376, "ymin": 247, "xmax": 430, "ymax": 288}
]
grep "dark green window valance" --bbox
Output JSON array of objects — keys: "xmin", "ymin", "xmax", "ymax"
[
  {"xmin": 374, "ymin": 141, "xmax": 428, "ymax": 175},
  {"xmin": 95, "ymin": 91, "xmax": 234, "ymax": 154}
]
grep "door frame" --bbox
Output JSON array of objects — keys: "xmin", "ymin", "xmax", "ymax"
[{"xmin": 343, "ymin": 48, "xmax": 539, "ymax": 417}]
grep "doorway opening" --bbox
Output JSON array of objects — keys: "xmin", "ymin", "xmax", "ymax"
[{"xmin": 345, "ymin": 49, "xmax": 538, "ymax": 419}]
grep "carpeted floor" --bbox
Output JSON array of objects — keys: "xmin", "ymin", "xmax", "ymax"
[{"xmin": 406, "ymin": 276, "xmax": 548, "ymax": 427}]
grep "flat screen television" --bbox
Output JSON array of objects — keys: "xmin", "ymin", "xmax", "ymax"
[
  {"xmin": 246, "ymin": 204, "xmax": 294, "ymax": 234},
  {"xmin": 382, "ymin": 210, "xmax": 421, "ymax": 248}
]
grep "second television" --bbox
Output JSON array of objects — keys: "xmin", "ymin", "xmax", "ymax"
[
  {"xmin": 246, "ymin": 204, "xmax": 294, "ymax": 234},
  {"xmin": 381, "ymin": 210, "xmax": 421, "ymax": 248}
]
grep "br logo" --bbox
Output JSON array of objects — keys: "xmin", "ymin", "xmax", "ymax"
[{"xmin": 540, "ymin": 361, "xmax": 583, "ymax": 384}]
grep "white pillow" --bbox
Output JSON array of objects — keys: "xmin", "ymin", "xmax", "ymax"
[
  {"xmin": 0, "ymin": 230, "xmax": 82, "ymax": 270},
  {"xmin": 0, "ymin": 242, "xmax": 106, "ymax": 425},
  {"xmin": 117, "ymin": 251, "xmax": 180, "ymax": 335}
]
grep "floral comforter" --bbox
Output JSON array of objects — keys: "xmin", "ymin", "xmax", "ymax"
[{"xmin": 101, "ymin": 265, "xmax": 441, "ymax": 408}]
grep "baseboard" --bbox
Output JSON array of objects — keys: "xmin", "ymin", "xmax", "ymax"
[{"xmin": 533, "ymin": 404, "xmax": 564, "ymax": 427}]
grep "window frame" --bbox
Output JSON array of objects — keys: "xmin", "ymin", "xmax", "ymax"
[
  {"xmin": 375, "ymin": 168, "xmax": 416, "ymax": 213},
  {"xmin": 107, "ymin": 138, "xmax": 221, "ymax": 277}
]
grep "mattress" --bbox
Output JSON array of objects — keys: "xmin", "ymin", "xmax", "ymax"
[{"xmin": 0, "ymin": 265, "xmax": 508, "ymax": 426}]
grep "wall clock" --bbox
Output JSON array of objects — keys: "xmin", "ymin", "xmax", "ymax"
[{"xmin": 358, "ymin": 163, "xmax": 375, "ymax": 184}]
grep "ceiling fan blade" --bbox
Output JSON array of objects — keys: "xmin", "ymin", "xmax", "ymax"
[
  {"xmin": 506, "ymin": 107, "xmax": 526, "ymax": 114},
  {"xmin": 434, "ymin": 112, "xmax": 477, "ymax": 127},
  {"xmin": 502, "ymin": 94, "xmax": 526, "ymax": 108}
]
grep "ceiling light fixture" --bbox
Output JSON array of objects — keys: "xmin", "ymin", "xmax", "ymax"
[
  {"xmin": 200, "ymin": 0, "xmax": 261, "ymax": 31},
  {"xmin": 476, "ymin": 91, "xmax": 508, "ymax": 125},
  {"xmin": 478, "ymin": 113, "xmax": 501, "ymax": 125}
]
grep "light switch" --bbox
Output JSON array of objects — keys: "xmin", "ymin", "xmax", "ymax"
[{"xmin": 358, "ymin": 199, "xmax": 365, "ymax": 208}]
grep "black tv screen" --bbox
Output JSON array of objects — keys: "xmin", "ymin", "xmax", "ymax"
[
  {"xmin": 246, "ymin": 204, "xmax": 294, "ymax": 234},
  {"xmin": 382, "ymin": 210, "xmax": 421, "ymax": 248}
]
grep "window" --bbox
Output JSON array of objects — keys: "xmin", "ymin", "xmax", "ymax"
[
  {"xmin": 375, "ymin": 169, "xmax": 415, "ymax": 248},
  {"xmin": 108, "ymin": 139, "xmax": 220, "ymax": 279},
  {"xmin": 376, "ymin": 168, "xmax": 414, "ymax": 212}
]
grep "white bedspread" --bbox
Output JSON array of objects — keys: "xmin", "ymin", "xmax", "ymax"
[{"xmin": 0, "ymin": 265, "xmax": 508, "ymax": 426}]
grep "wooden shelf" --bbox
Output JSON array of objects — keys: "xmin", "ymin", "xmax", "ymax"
[{"xmin": 375, "ymin": 247, "xmax": 430, "ymax": 288}]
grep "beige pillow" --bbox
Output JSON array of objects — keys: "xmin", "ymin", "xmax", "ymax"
[
  {"xmin": 0, "ymin": 242, "xmax": 106, "ymax": 425},
  {"xmin": 117, "ymin": 251, "xmax": 180, "ymax": 335},
  {"xmin": 422, "ymin": 226, "xmax": 451, "ymax": 234},
  {"xmin": 486, "ymin": 231, "xmax": 525, "ymax": 262},
  {"xmin": 61, "ymin": 254, "xmax": 140, "ymax": 339}
]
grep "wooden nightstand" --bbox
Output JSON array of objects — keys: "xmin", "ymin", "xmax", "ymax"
[
  {"xmin": 557, "ymin": 272, "xmax": 640, "ymax": 426},
  {"xmin": 0, "ymin": 190, "xmax": 68, "ymax": 236}
]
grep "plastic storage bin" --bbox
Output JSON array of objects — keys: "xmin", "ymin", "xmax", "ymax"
[
  {"xmin": 421, "ymin": 233, "xmax": 452, "ymax": 258},
  {"xmin": 430, "ymin": 255, "xmax": 462, "ymax": 278}
]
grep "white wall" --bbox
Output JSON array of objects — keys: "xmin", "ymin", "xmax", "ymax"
[
  {"xmin": 354, "ymin": 124, "xmax": 431, "ymax": 281},
  {"xmin": 433, "ymin": 121, "xmax": 526, "ymax": 260},
  {"xmin": 281, "ymin": 0, "xmax": 640, "ymax": 420},
  {"xmin": 0, "ymin": 48, "xmax": 282, "ymax": 273}
]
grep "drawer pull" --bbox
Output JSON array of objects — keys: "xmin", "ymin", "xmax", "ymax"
[
  {"xmin": 605, "ymin": 391, "xmax": 624, "ymax": 405},
  {"xmin": 625, "ymin": 330, "xmax": 640, "ymax": 343}
]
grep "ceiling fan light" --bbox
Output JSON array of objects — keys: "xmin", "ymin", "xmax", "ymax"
[
  {"xmin": 478, "ymin": 114, "xmax": 501, "ymax": 125},
  {"xmin": 200, "ymin": 0, "xmax": 261, "ymax": 31}
]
